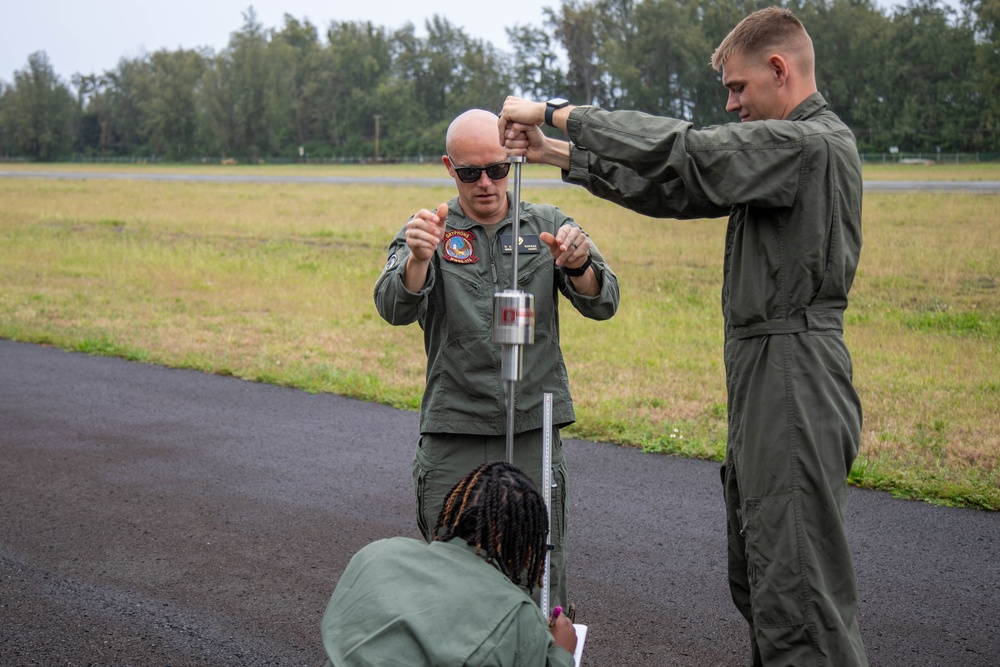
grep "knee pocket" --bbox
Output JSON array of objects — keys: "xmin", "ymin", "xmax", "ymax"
[
  {"xmin": 742, "ymin": 492, "xmax": 805, "ymax": 627},
  {"xmin": 413, "ymin": 438, "xmax": 441, "ymax": 541},
  {"xmin": 551, "ymin": 464, "xmax": 568, "ymax": 549},
  {"xmin": 413, "ymin": 457, "xmax": 431, "ymax": 540}
]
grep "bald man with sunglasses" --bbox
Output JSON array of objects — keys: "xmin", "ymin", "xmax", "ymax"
[{"xmin": 374, "ymin": 109, "xmax": 619, "ymax": 609}]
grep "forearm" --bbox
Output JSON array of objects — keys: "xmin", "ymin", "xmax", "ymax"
[
  {"xmin": 374, "ymin": 249, "xmax": 429, "ymax": 326},
  {"xmin": 564, "ymin": 245, "xmax": 619, "ymax": 320},
  {"xmin": 402, "ymin": 256, "xmax": 431, "ymax": 293},
  {"xmin": 566, "ymin": 264, "xmax": 599, "ymax": 296},
  {"xmin": 538, "ymin": 135, "xmax": 572, "ymax": 172}
]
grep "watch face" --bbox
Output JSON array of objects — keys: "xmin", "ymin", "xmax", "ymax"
[{"xmin": 548, "ymin": 97, "xmax": 569, "ymax": 108}]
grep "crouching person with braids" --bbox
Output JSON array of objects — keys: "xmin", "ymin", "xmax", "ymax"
[{"xmin": 320, "ymin": 461, "xmax": 578, "ymax": 666}]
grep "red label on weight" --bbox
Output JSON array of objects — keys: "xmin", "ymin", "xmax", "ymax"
[{"xmin": 501, "ymin": 307, "xmax": 532, "ymax": 325}]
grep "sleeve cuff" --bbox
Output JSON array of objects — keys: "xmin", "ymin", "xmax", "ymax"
[
  {"xmin": 397, "ymin": 255, "xmax": 435, "ymax": 299},
  {"xmin": 562, "ymin": 142, "xmax": 593, "ymax": 186}
]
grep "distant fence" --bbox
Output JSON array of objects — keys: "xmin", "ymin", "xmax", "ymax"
[{"xmin": 860, "ymin": 152, "xmax": 1000, "ymax": 164}]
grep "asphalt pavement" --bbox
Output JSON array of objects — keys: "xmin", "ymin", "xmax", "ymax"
[{"xmin": 1, "ymin": 339, "xmax": 998, "ymax": 666}]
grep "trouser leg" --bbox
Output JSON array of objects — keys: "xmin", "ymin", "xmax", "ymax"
[
  {"xmin": 412, "ymin": 428, "xmax": 569, "ymax": 608},
  {"xmin": 722, "ymin": 460, "xmax": 762, "ymax": 667},
  {"xmin": 726, "ymin": 334, "xmax": 867, "ymax": 666},
  {"xmin": 736, "ymin": 476, "xmax": 866, "ymax": 666}
]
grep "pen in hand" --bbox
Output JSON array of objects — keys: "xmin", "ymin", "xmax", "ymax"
[{"xmin": 548, "ymin": 605, "xmax": 578, "ymax": 656}]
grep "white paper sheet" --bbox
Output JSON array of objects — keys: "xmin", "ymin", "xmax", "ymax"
[{"xmin": 572, "ymin": 624, "xmax": 587, "ymax": 666}]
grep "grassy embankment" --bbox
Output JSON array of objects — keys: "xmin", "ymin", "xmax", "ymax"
[{"xmin": 1, "ymin": 162, "xmax": 996, "ymax": 509}]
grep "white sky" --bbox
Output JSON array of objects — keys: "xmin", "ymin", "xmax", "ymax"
[
  {"xmin": 1, "ymin": 0, "xmax": 962, "ymax": 85},
  {"xmin": 1, "ymin": 1, "xmax": 552, "ymax": 82}
]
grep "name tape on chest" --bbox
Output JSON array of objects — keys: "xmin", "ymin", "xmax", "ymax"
[{"xmin": 500, "ymin": 234, "xmax": 542, "ymax": 254}]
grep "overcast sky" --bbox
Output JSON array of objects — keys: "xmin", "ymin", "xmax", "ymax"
[
  {"xmin": 1, "ymin": 1, "xmax": 550, "ymax": 82},
  {"xmin": 2, "ymin": 0, "xmax": 961, "ymax": 85}
]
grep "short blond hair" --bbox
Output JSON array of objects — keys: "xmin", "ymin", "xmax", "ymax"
[{"xmin": 710, "ymin": 6, "xmax": 813, "ymax": 73}]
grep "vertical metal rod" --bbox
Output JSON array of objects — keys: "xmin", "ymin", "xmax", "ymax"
[
  {"xmin": 540, "ymin": 392, "xmax": 554, "ymax": 618},
  {"xmin": 510, "ymin": 155, "xmax": 524, "ymax": 292},
  {"xmin": 505, "ymin": 155, "xmax": 525, "ymax": 464},
  {"xmin": 505, "ymin": 380, "xmax": 516, "ymax": 463}
]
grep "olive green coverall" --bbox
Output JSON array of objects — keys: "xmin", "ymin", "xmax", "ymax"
[
  {"xmin": 321, "ymin": 537, "xmax": 575, "ymax": 666},
  {"xmin": 374, "ymin": 193, "xmax": 620, "ymax": 610},
  {"xmin": 561, "ymin": 93, "xmax": 866, "ymax": 666}
]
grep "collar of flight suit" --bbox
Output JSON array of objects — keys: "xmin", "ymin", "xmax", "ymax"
[
  {"xmin": 785, "ymin": 92, "xmax": 829, "ymax": 122},
  {"xmin": 445, "ymin": 193, "xmax": 517, "ymax": 231}
]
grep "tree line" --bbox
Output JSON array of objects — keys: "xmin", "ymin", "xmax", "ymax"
[{"xmin": 0, "ymin": 0, "xmax": 996, "ymax": 162}]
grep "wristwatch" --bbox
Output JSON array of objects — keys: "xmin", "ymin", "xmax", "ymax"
[
  {"xmin": 561, "ymin": 254, "xmax": 593, "ymax": 277},
  {"xmin": 545, "ymin": 98, "xmax": 570, "ymax": 127}
]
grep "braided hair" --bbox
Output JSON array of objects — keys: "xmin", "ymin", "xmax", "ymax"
[{"xmin": 433, "ymin": 461, "xmax": 549, "ymax": 592}]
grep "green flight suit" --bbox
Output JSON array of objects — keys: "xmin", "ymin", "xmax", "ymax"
[
  {"xmin": 374, "ymin": 193, "xmax": 620, "ymax": 610},
  {"xmin": 562, "ymin": 93, "xmax": 866, "ymax": 666},
  {"xmin": 321, "ymin": 537, "xmax": 575, "ymax": 667}
]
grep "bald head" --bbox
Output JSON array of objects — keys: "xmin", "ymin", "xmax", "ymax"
[
  {"xmin": 446, "ymin": 109, "xmax": 504, "ymax": 160},
  {"xmin": 442, "ymin": 109, "xmax": 510, "ymax": 224}
]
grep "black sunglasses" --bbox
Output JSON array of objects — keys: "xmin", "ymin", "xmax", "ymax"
[{"xmin": 450, "ymin": 159, "xmax": 511, "ymax": 183}]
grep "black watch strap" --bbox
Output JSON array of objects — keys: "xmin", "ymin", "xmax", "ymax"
[
  {"xmin": 545, "ymin": 98, "xmax": 570, "ymax": 127},
  {"xmin": 561, "ymin": 254, "xmax": 593, "ymax": 277}
]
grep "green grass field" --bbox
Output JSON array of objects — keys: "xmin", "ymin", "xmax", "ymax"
[{"xmin": 1, "ymin": 163, "xmax": 997, "ymax": 509}]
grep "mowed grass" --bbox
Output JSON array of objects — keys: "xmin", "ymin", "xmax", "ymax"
[
  {"xmin": 0, "ymin": 160, "xmax": 566, "ymax": 181},
  {"xmin": 0, "ymin": 164, "xmax": 997, "ymax": 509},
  {"xmin": 861, "ymin": 162, "xmax": 1000, "ymax": 181},
  {"xmin": 3, "ymin": 159, "xmax": 999, "ymax": 179}
]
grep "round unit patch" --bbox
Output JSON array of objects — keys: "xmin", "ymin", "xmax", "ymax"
[{"xmin": 443, "ymin": 230, "xmax": 479, "ymax": 264}]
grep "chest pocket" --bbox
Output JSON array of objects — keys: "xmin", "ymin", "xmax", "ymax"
[
  {"xmin": 512, "ymin": 252, "xmax": 557, "ymax": 327},
  {"xmin": 517, "ymin": 252, "xmax": 549, "ymax": 287},
  {"xmin": 434, "ymin": 255, "xmax": 492, "ymax": 334}
]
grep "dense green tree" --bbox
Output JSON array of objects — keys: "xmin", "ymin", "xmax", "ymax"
[
  {"xmin": 72, "ymin": 73, "xmax": 107, "ymax": 156},
  {"xmin": 195, "ymin": 7, "xmax": 290, "ymax": 160},
  {"xmin": 442, "ymin": 31, "xmax": 511, "ymax": 119},
  {"xmin": 227, "ymin": 8, "xmax": 277, "ymax": 159},
  {"xmin": 0, "ymin": 81, "xmax": 8, "ymax": 156},
  {"xmin": 80, "ymin": 57, "xmax": 157, "ymax": 156},
  {"xmin": 324, "ymin": 20, "xmax": 394, "ymax": 156},
  {"xmin": 963, "ymin": 0, "xmax": 1000, "ymax": 148},
  {"xmin": 625, "ymin": 0, "xmax": 717, "ymax": 120},
  {"xmin": 2, "ymin": 1, "xmax": 997, "ymax": 160},
  {"xmin": 547, "ymin": 1, "xmax": 607, "ymax": 104},
  {"xmin": 590, "ymin": 0, "xmax": 638, "ymax": 108},
  {"xmin": 271, "ymin": 14, "xmax": 325, "ymax": 153},
  {"xmin": 802, "ymin": 0, "xmax": 893, "ymax": 151},
  {"xmin": 0, "ymin": 52, "xmax": 76, "ymax": 159},
  {"xmin": 143, "ymin": 49, "xmax": 206, "ymax": 159},
  {"xmin": 885, "ymin": 0, "xmax": 979, "ymax": 151},
  {"xmin": 389, "ymin": 16, "xmax": 512, "ymax": 157},
  {"xmin": 507, "ymin": 24, "xmax": 565, "ymax": 100},
  {"xmin": 196, "ymin": 53, "xmax": 236, "ymax": 159}
]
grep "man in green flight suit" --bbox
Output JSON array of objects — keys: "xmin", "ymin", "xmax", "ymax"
[
  {"xmin": 374, "ymin": 109, "xmax": 619, "ymax": 611},
  {"xmin": 498, "ymin": 6, "xmax": 866, "ymax": 666}
]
